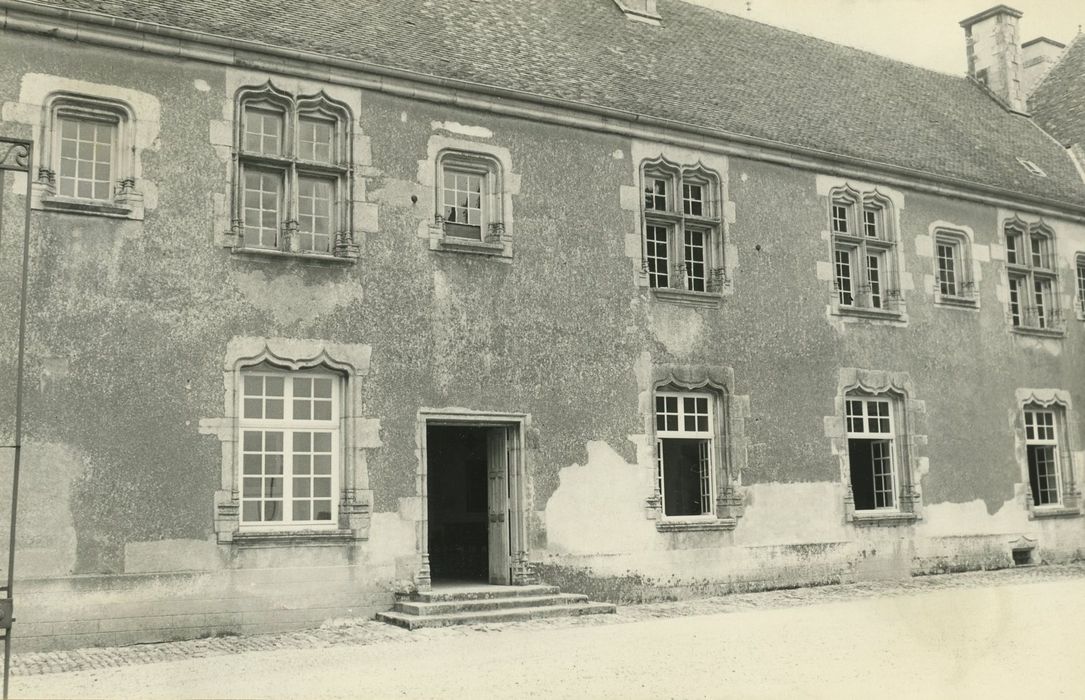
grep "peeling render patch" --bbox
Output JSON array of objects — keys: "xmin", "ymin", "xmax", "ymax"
[
  {"xmin": 544, "ymin": 441, "xmax": 656, "ymax": 555},
  {"xmin": 429, "ymin": 121, "xmax": 493, "ymax": 139},
  {"xmin": 733, "ymin": 482, "xmax": 849, "ymax": 546},
  {"xmin": 916, "ymin": 496, "xmax": 1032, "ymax": 537},
  {"xmin": 233, "ymin": 269, "xmax": 365, "ymax": 326}
]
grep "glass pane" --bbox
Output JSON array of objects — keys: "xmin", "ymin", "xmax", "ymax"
[
  {"xmin": 294, "ymin": 432, "xmax": 311, "ymax": 451},
  {"xmin": 314, "ymin": 379, "xmax": 332, "ymax": 398},
  {"xmin": 314, "ymin": 501, "xmax": 332, "ymax": 520},
  {"xmin": 294, "ymin": 477, "xmax": 311, "ymax": 498},
  {"xmin": 265, "ymin": 399, "xmax": 283, "ymax": 420},
  {"xmin": 314, "ymin": 402, "xmax": 332, "ymax": 421},
  {"xmin": 265, "ymin": 454, "xmax": 283, "ymax": 475},
  {"xmin": 294, "ymin": 401, "xmax": 311, "ymax": 420},
  {"xmin": 242, "ymin": 501, "xmax": 260, "ymax": 522},
  {"xmin": 293, "ymin": 454, "xmax": 311, "ymax": 475},
  {"xmin": 244, "ymin": 398, "xmax": 262, "ymax": 419},
  {"xmin": 314, "ymin": 478, "xmax": 331, "ymax": 498},
  {"xmin": 293, "ymin": 502, "xmax": 311, "ymax": 522},
  {"xmin": 314, "ymin": 454, "xmax": 331, "ymax": 474},
  {"xmin": 314, "ymin": 432, "xmax": 332, "ymax": 452}
]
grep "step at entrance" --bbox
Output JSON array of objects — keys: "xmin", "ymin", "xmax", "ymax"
[{"xmin": 375, "ymin": 584, "xmax": 616, "ymax": 630}]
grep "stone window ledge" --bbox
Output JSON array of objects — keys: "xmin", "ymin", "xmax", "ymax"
[
  {"xmin": 1011, "ymin": 326, "xmax": 1066, "ymax": 339},
  {"xmin": 833, "ymin": 307, "xmax": 905, "ymax": 323},
  {"xmin": 431, "ymin": 235, "xmax": 508, "ymax": 257},
  {"xmin": 656, "ymin": 518, "xmax": 736, "ymax": 532},
  {"xmin": 1028, "ymin": 506, "xmax": 1081, "ymax": 520},
  {"xmin": 36, "ymin": 193, "xmax": 141, "ymax": 220},
  {"xmin": 849, "ymin": 511, "xmax": 917, "ymax": 526},
  {"xmin": 229, "ymin": 247, "xmax": 358, "ymax": 265},
  {"xmin": 231, "ymin": 529, "xmax": 358, "ymax": 547},
  {"xmin": 935, "ymin": 295, "xmax": 979, "ymax": 310},
  {"xmin": 651, "ymin": 288, "xmax": 723, "ymax": 308}
]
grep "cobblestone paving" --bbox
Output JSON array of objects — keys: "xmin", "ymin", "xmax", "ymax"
[{"xmin": 13, "ymin": 562, "xmax": 1085, "ymax": 676}]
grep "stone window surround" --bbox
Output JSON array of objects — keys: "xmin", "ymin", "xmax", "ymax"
[
  {"xmin": 420, "ymin": 134, "xmax": 519, "ymax": 261},
  {"xmin": 643, "ymin": 364, "xmax": 747, "ymax": 531},
  {"xmin": 1001, "ymin": 215, "xmax": 1064, "ymax": 337},
  {"xmin": 223, "ymin": 81, "xmax": 360, "ymax": 262},
  {"xmin": 827, "ymin": 185, "xmax": 906, "ymax": 321},
  {"xmin": 1012, "ymin": 389, "xmax": 1081, "ymax": 519},
  {"xmin": 930, "ymin": 225, "xmax": 980, "ymax": 309},
  {"xmin": 6, "ymin": 74, "xmax": 160, "ymax": 221},
  {"xmin": 826, "ymin": 368, "xmax": 926, "ymax": 526},
  {"xmin": 199, "ymin": 337, "xmax": 377, "ymax": 546},
  {"xmin": 639, "ymin": 155, "xmax": 727, "ymax": 307},
  {"xmin": 621, "ymin": 140, "xmax": 737, "ymax": 308},
  {"xmin": 1073, "ymin": 252, "xmax": 1085, "ymax": 321}
]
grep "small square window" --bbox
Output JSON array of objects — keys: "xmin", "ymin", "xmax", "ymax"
[{"xmin": 434, "ymin": 150, "xmax": 506, "ymax": 255}]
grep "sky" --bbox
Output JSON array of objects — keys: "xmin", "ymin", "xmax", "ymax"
[{"xmin": 685, "ymin": 0, "xmax": 1085, "ymax": 75}]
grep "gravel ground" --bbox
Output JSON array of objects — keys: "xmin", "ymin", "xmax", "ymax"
[
  {"xmin": 11, "ymin": 563, "xmax": 1085, "ymax": 699},
  {"xmin": 11, "ymin": 562, "xmax": 1085, "ymax": 678}
]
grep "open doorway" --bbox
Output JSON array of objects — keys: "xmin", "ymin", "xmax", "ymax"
[{"xmin": 426, "ymin": 424, "xmax": 513, "ymax": 584}]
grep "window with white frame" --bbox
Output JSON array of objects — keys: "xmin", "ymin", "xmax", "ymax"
[
  {"xmin": 1024, "ymin": 406, "xmax": 1062, "ymax": 507},
  {"xmin": 238, "ymin": 369, "xmax": 340, "ymax": 528},
  {"xmin": 436, "ymin": 150, "xmax": 503, "ymax": 244},
  {"xmin": 845, "ymin": 394, "xmax": 900, "ymax": 511},
  {"xmin": 933, "ymin": 229, "xmax": 976, "ymax": 304},
  {"xmin": 34, "ymin": 93, "xmax": 143, "ymax": 217},
  {"xmin": 1004, "ymin": 220, "xmax": 1060, "ymax": 332},
  {"xmin": 1075, "ymin": 253, "xmax": 1085, "ymax": 318},
  {"xmin": 655, "ymin": 392, "xmax": 716, "ymax": 517},
  {"xmin": 641, "ymin": 160, "xmax": 725, "ymax": 295},
  {"xmin": 830, "ymin": 188, "xmax": 900, "ymax": 314},
  {"xmin": 234, "ymin": 84, "xmax": 355, "ymax": 258}
]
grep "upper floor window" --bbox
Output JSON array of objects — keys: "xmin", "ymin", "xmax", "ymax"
[
  {"xmin": 1004, "ymin": 219, "xmax": 1061, "ymax": 334},
  {"xmin": 1075, "ymin": 254, "xmax": 1085, "ymax": 320},
  {"xmin": 655, "ymin": 391, "xmax": 716, "ymax": 518},
  {"xmin": 239, "ymin": 369, "xmax": 340, "ymax": 529},
  {"xmin": 233, "ymin": 83, "xmax": 357, "ymax": 259},
  {"xmin": 830, "ymin": 187, "xmax": 901, "ymax": 316},
  {"xmin": 933, "ymin": 228, "xmax": 977, "ymax": 307},
  {"xmin": 33, "ymin": 93, "xmax": 144, "ymax": 219},
  {"xmin": 641, "ymin": 158, "xmax": 725, "ymax": 299}
]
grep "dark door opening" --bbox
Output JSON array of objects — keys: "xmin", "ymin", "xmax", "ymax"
[{"xmin": 427, "ymin": 425, "xmax": 491, "ymax": 583}]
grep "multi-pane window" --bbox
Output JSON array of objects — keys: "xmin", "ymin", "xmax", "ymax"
[
  {"xmin": 436, "ymin": 152, "xmax": 503, "ymax": 244},
  {"xmin": 237, "ymin": 88, "xmax": 350, "ymax": 255},
  {"xmin": 1004, "ymin": 222, "xmax": 1059, "ymax": 330},
  {"xmin": 57, "ymin": 116, "xmax": 116, "ymax": 200},
  {"xmin": 845, "ymin": 396, "xmax": 897, "ymax": 510},
  {"xmin": 830, "ymin": 192, "xmax": 898, "ymax": 312},
  {"xmin": 642, "ymin": 163, "xmax": 723, "ymax": 294},
  {"xmin": 1075, "ymin": 254, "xmax": 1085, "ymax": 317},
  {"xmin": 933, "ymin": 230, "xmax": 975, "ymax": 303},
  {"xmin": 1024, "ymin": 407, "xmax": 1061, "ymax": 507},
  {"xmin": 655, "ymin": 392, "xmax": 715, "ymax": 517},
  {"xmin": 239, "ymin": 371, "xmax": 339, "ymax": 528}
]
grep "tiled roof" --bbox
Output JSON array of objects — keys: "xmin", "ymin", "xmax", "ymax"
[
  {"xmin": 12, "ymin": 0, "xmax": 1085, "ymax": 208},
  {"xmin": 1030, "ymin": 34, "xmax": 1085, "ymax": 149}
]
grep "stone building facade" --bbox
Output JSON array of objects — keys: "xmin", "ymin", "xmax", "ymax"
[{"xmin": 0, "ymin": 0, "xmax": 1084, "ymax": 649}]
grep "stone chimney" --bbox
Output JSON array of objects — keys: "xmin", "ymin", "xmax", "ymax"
[
  {"xmin": 613, "ymin": 0, "xmax": 661, "ymax": 25},
  {"xmin": 1021, "ymin": 37, "xmax": 1066, "ymax": 97},
  {"xmin": 960, "ymin": 5, "xmax": 1025, "ymax": 112}
]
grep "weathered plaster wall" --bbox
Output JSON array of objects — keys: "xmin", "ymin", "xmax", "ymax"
[{"xmin": 1, "ymin": 29, "xmax": 1083, "ymax": 648}]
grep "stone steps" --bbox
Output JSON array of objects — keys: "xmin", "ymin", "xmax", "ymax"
[{"xmin": 375, "ymin": 584, "xmax": 616, "ymax": 630}]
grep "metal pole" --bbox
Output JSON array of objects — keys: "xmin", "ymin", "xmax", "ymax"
[{"xmin": 1, "ymin": 139, "xmax": 33, "ymax": 700}]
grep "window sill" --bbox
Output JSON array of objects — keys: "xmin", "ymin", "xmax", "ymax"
[
  {"xmin": 656, "ymin": 518, "xmax": 736, "ymax": 532},
  {"xmin": 1028, "ymin": 506, "xmax": 1081, "ymax": 520},
  {"xmin": 849, "ymin": 511, "xmax": 917, "ymax": 526},
  {"xmin": 230, "ymin": 246, "xmax": 358, "ymax": 265},
  {"xmin": 231, "ymin": 529, "xmax": 357, "ymax": 547},
  {"xmin": 432, "ymin": 236, "xmax": 507, "ymax": 256},
  {"xmin": 1010, "ymin": 326, "xmax": 1065, "ymax": 339},
  {"xmin": 833, "ymin": 306, "xmax": 905, "ymax": 322},
  {"xmin": 651, "ymin": 288, "xmax": 723, "ymax": 308},
  {"xmin": 935, "ymin": 295, "xmax": 979, "ymax": 310},
  {"xmin": 35, "ymin": 193, "xmax": 142, "ymax": 220}
]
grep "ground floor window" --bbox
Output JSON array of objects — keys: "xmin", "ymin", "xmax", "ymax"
[
  {"xmin": 655, "ymin": 391, "xmax": 715, "ymax": 517},
  {"xmin": 1024, "ymin": 406, "xmax": 1063, "ymax": 507},
  {"xmin": 239, "ymin": 369, "xmax": 340, "ymax": 528},
  {"xmin": 845, "ymin": 394, "xmax": 899, "ymax": 511}
]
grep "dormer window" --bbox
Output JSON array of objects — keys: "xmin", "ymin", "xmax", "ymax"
[{"xmin": 1017, "ymin": 157, "xmax": 1047, "ymax": 177}]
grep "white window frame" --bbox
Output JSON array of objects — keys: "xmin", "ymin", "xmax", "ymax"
[
  {"xmin": 1023, "ymin": 406, "xmax": 1062, "ymax": 508},
  {"xmin": 641, "ymin": 159, "xmax": 725, "ymax": 298},
  {"xmin": 1074, "ymin": 253, "xmax": 1085, "ymax": 321},
  {"xmin": 844, "ymin": 394, "xmax": 900, "ymax": 512},
  {"xmin": 1004, "ymin": 220, "xmax": 1062, "ymax": 333},
  {"xmin": 435, "ymin": 150, "xmax": 504, "ymax": 246},
  {"xmin": 233, "ymin": 84, "xmax": 355, "ymax": 259},
  {"xmin": 654, "ymin": 390, "xmax": 717, "ymax": 519},
  {"xmin": 933, "ymin": 229, "xmax": 977, "ymax": 307},
  {"xmin": 829, "ymin": 188, "xmax": 900, "ymax": 316},
  {"xmin": 237, "ymin": 368, "xmax": 341, "ymax": 531}
]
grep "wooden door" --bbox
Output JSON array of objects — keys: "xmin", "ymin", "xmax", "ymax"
[{"xmin": 486, "ymin": 427, "xmax": 510, "ymax": 584}]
